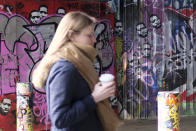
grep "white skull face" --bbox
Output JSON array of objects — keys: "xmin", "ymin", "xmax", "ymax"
[
  {"xmin": 39, "ymin": 6, "xmax": 48, "ymax": 18},
  {"xmin": 136, "ymin": 23, "xmax": 148, "ymax": 37},
  {"xmin": 30, "ymin": 11, "xmax": 41, "ymax": 24},
  {"xmin": 57, "ymin": 8, "xmax": 66, "ymax": 15},
  {"xmin": 0, "ymin": 98, "xmax": 11, "ymax": 115},
  {"xmin": 150, "ymin": 15, "xmax": 161, "ymax": 28},
  {"xmin": 115, "ymin": 21, "xmax": 123, "ymax": 36},
  {"xmin": 142, "ymin": 43, "xmax": 152, "ymax": 58}
]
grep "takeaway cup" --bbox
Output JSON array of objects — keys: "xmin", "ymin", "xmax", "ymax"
[
  {"xmin": 99, "ymin": 73, "xmax": 115, "ymax": 84},
  {"xmin": 99, "ymin": 73, "xmax": 115, "ymax": 96}
]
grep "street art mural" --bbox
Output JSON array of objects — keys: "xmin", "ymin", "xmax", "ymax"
[
  {"xmin": 0, "ymin": 0, "xmax": 115, "ymax": 130},
  {"xmin": 121, "ymin": 0, "xmax": 196, "ymax": 119},
  {"xmin": 0, "ymin": 0, "xmax": 196, "ymax": 130}
]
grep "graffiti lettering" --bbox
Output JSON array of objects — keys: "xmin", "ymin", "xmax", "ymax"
[
  {"xmin": 165, "ymin": 0, "xmax": 193, "ymax": 9},
  {"xmin": 94, "ymin": 21, "xmax": 114, "ymax": 71},
  {"xmin": 33, "ymin": 91, "xmax": 47, "ymax": 124}
]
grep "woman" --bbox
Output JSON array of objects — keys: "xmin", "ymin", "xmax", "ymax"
[{"xmin": 32, "ymin": 11, "xmax": 122, "ymax": 131}]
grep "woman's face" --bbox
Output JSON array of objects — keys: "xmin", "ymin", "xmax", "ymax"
[{"xmin": 71, "ymin": 24, "xmax": 96, "ymax": 46}]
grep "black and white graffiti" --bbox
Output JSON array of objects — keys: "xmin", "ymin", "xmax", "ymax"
[
  {"xmin": 114, "ymin": 20, "xmax": 123, "ymax": 37},
  {"xmin": 29, "ymin": 10, "xmax": 41, "ymax": 24},
  {"xmin": 94, "ymin": 21, "xmax": 114, "ymax": 71},
  {"xmin": 136, "ymin": 23, "xmax": 148, "ymax": 38},
  {"xmin": 57, "ymin": 7, "xmax": 66, "ymax": 15},
  {"xmin": 30, "ymin": 5, "xmax": 48, "ymax": 24},
  {"xmin": 39, "ymin": 5, "xmax": 48, "ymax": 18},
  {"xmin": 149, "ymin": 14, "xmax": 161, "ymax": 29},
  {"xmin": 0, "ymin": 98, "xmax": 12, "ymax": 116}
]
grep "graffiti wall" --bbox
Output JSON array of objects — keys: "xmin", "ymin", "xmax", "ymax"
[
  {"xmin": 120, "ymin": 0, "xmax": 196, "ymax": 119},
  {"xmin": 0, "ymin": 0, "xmax": 196, "ymax": 130},
  {"xmin": 0, "ymin": 0, "xmax": 115, "ymax": 130}
]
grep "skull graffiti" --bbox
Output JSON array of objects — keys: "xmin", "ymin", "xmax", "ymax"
[
  {"xmin": 136, "ymin": 23, "xmax": 148, "ymax": 38},
  {"xmin": 150, "ymin": 14, "xmax": 161, "ymax": 28}
]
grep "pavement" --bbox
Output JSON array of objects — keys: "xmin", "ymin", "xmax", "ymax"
[{"xmin": 117, "ymin": 116, "xmax": 196, "ymax": 131}]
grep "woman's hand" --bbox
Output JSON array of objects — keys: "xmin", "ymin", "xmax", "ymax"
[{"xmin": 91, "ymin": 81, "xmax": 116, "ymax": 103}]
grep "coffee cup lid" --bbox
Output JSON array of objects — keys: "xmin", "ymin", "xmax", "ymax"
[{"xmin": 99, "ymin": 74, "xmax": 114, "ymax": 82}]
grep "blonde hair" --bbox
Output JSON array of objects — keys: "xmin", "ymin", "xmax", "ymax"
[{"xmin": 32, "ymin": 11, "xmax": 96, "ymax": 88}]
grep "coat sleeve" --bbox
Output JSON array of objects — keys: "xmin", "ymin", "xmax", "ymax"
[{"xmin": 47, "ymin": 61, "xmax": 96, "ymax": 129}]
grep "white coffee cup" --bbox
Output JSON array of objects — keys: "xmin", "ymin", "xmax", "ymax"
[
  {"xmin": 99, "ymin": 73, "xmax": 115, "ymax": 97},
  {"xmin": 99, "ymin": 73, "xmax": 114, "ymax": 84}
]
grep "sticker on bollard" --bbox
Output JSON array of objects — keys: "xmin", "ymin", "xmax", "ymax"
[
  {"xmin": 157, "ymin": 91, "xmax": 181, "ymax": 131},
  {"xmin": 16, "ymin": 83, "xmax": 33, "ymax": 131}
]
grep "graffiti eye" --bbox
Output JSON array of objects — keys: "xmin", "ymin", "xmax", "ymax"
[{"xmin": 40, "ymin": 11, "xmax": 47, "ymax": 14}]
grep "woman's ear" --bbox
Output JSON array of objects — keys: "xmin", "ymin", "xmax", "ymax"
[{"xmin": 67, "ymin": 30, "xmax": 74, "ymax": 42}]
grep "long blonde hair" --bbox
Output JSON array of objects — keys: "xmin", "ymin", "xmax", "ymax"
[{"xmin": 32, "ymin": 11, "xmax": 96, "ymax": 88}]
